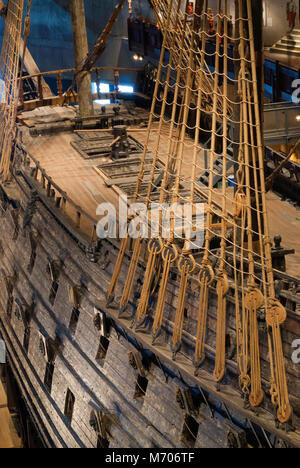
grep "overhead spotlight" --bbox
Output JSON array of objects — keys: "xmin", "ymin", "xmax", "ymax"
[{"xmin": 296, "ymin": 115, "xmax": 300, "ymax": 122}]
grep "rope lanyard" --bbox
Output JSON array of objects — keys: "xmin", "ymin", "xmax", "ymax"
[
  {"xmin": 237, "ymin": 0, "xmax": 264, "ymax": 406},
  {"xmin": 152, "ymin": 0, "xmax": 202, "ymax": 344}
]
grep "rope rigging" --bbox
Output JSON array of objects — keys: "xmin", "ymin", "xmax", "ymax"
[
  {"xmin": 64, "ymin": 0, "xmax": 126, "ymax": 102},
  {"xmin": 108, "ymin": 0, "xmax": 292, "ymax": 424}
]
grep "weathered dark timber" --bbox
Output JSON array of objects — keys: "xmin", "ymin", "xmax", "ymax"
[{"xmin": 0, "ymin": 132, "xmax": 299, "ymax": 448}]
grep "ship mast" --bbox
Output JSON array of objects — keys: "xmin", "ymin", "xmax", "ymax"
[{"xmin": 69, "ymin": 0, "xmax": 94, "ymax": 117}]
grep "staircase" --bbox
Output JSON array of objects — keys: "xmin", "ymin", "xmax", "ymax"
[{"xmin": 269, "ymin": 29, "xmax": 300, "ymax": 56}]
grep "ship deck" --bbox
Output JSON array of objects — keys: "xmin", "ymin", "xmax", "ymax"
[{"xmin": 23, "ymin": 105, "xmax": 300, "ymax": 279}]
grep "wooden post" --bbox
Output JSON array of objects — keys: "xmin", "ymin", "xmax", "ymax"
[
  {"xmin": 233, "ymin": 0, "xmax": 264, "ymax": 245},
  {"xmin": 57, "ymin": 72, "xmax": 63, "ymax": 97},
  {"xmin": 19, "ymin": 80, "xmax": 24, "ymax": 108},
  {"xmin": 69, "ymin": 0, "xmax": 94, "ymax": 117}
]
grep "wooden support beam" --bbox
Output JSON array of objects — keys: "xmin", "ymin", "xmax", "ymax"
[
  {"xmin": 22, "ymin": 66, "xmax": 143, "ymax": 80},
  {"xmin": 69, "ymin": 0, "xmax": 94, "ymax": 117}
]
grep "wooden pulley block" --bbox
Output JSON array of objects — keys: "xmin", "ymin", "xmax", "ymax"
[
  {"xmin": 162, "ymin": 243, "xmax": 178, "ymax": 263},
  {"xmin": 148, "ymin": 238, "xmax": 162, "ymax": 255},
  {"xmin": 178, "ymin": 253, "xmax": 196, "ymax": 275},
  {"xmin": 245, "ymin": 288, "xmax": 264, "ymax": 311},
  {"xmin": 266, "ymin": 300, "xmax": 287, "ymax": 326}
]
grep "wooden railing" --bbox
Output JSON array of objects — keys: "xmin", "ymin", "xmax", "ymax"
[{"xmin": 19, "ymin": 66, "xmax": 144, "ymax": 111}]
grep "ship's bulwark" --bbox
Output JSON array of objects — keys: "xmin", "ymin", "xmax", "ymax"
[{"xmin": 0, "ymin": 143, "xmax": 299, "ymax": 448}]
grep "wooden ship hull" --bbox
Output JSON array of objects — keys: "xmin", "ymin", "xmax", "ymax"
[{"xmin": 0, "ymin": 112, "xmax": 298, "ymax": 448}]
